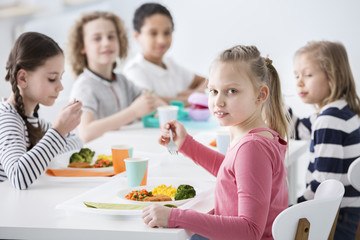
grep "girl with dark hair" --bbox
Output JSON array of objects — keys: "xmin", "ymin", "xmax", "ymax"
[
  {"xmin": 0, "ymin": 32, "xmax": 83, "ymax": 190},
  {"xmin": 124, "ymin": 3, "xmax": 206, "ymax": 105}
]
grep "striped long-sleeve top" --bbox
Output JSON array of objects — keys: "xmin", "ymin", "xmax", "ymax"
[
  {"xmin": 290, "ymin": 99, "xmax": 360, "ymax": 208},
  {"xmin": 0, "ymin": 101, "xmax": 83, "ymax": 190}
]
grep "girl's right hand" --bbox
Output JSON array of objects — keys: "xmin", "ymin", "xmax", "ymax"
[
  {"xmin": 130, "ymin": 94, "xmax": 156, "ymax": 118},
  {"xmin": 158, "ymin": 120, "xmax": 188, "ymax": 149},
  {"xmin": 52, "ymin": 100, "xmax": 82, "ymax": 137}
]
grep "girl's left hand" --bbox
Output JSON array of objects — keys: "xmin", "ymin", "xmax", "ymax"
[
  {"xmin": 52, "ymin": 99, "xmax": 82, "ymax": 137},
  {"xmin": 142, "ymin": 204, "xmax": 171, "ymax": 228}
]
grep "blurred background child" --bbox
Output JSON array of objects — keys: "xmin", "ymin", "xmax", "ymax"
[
  {"xmin": 0, "ymin": 32, "xmax": 83, "ymax": 190},
  {"xmin": 68, "ymin": 11, "xmax": 166, "ymax": 143},
  {"xmin": 290, "ymin": 40, "xmax": 360, "ymax": 240},
  {"xmin": 142, "ymin": 45, "xmax": 290, "ymax": 240},
  {"xmin": 124, "ymin": 3, "xmax": 206, "ymax": 106}
]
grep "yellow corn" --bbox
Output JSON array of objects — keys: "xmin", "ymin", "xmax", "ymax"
[
  {"xmin": 96, "ymin": 154, "xmax": 112, "ymax": 161},
  {"xmin": 152, "ymin": 184, "xmax": 177, "ymax": 198}
]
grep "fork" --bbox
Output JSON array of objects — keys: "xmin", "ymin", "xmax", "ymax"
[{"xmin": 167, "ymin": 129, "xmax": 178, "ymax": 155}]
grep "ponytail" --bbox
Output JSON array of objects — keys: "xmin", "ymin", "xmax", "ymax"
[{"xmin": 263, "ymin": 58, "xmax": 290, "ymax": 140}]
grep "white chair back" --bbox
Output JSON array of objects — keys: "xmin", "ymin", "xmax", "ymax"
[
  {"xmin": 272, "ymin": 179, "xmax": 344, "ymax": 240},
  {"xmin": 348, "ymin": 157, "xmax": 360, "ymax": 239},
  {"xmin": 314, "ymin": 178, "xmax": 345, "ymax": 200},
  {"xmin": 348, "ymin": 157, "xmax": 360, "ymax": 191}
]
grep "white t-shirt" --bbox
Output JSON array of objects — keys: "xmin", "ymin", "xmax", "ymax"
[{"xmin": 124, "ymin": 54, "xmax": 195, "ymax": 97}]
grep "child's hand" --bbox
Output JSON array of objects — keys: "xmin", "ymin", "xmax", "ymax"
[
  {"xmin": 176, "ymin": 88, "xmax": 193, "ymax": 98},
  {"xmin": 158, "ymin": 120, "xmax": 187, "ymax": 149},
  {"xmin": 130, "ymin": 94, "xmax": 156, "ymax": 118},
  {"xmin": 153, "ymin": 96, "xmax": 167, "ymax": 107},
  {"xmin": 142, "ymin": 204, "xmax": 171, "ymax": 228},
  {"xmin": 52, "ymin": 99, "xmax": 82, "ymax": 137}
]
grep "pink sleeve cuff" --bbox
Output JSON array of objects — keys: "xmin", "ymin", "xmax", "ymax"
[
  {"xmin": 168, "ymin": 208, "xmax": 180, "ymax": 228},
  {"xmin": 179, "ymin": 134, "xmax": 195, "ymax": 155}
]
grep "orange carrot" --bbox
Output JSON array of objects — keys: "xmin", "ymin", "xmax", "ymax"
[{"xmin": 210, "ymin": 139, "xmax": 217, "ymax": 147}]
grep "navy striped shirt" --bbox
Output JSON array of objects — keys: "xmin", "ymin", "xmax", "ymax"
[
  {"xmin": 290, "ymin": 99, "xmax": 360, "ymax": 208},
  {"xmin": 0, "ymin": 102, "xmax": 83, "ymax": 189}
]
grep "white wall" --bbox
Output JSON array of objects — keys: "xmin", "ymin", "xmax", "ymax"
[{"xmin": 1, "ymin": 0, "xmax": 360, "ymax": 119}]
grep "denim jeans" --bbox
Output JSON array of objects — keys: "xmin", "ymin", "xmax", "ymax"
[
  {"xmin": 334, "ymin": 207, "xmax": 360, "ymax": 240},
  {"xmin": 189, "ymin": 233, "xmax": 209, "ymax": 240}
]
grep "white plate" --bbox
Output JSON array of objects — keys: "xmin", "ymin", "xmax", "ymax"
[
  {"xmin": 56, "ymin": 177, "xmax": 215, "ymax": 215},
  {"xmin": 49, "ymin": 149, "xmax": 113, "ymax": 172},
  {"xmin": 49, "ymin": 150, "xmax": 79, "ymax": 169},
  {"xmin": 117, "ymin": 185, "xmax": 195, "ymax": 206},
  {"xmin": 46, "ymin": 151, "xmax": 164, "ymax": 182}
]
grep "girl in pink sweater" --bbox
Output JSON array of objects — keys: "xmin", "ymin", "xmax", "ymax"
[{"xmin": 142, "ymin": 45, "xmax": 290, "ymax": 240}]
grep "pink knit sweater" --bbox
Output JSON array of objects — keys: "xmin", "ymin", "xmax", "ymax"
[{"xmin": 168, "ymin": 128, "xmax": 288, "ymax": 240}]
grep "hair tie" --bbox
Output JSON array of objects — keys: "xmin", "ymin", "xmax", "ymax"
[{"xmin": 264, "ymin": 56, "xmax": 273, "ymax": 67}]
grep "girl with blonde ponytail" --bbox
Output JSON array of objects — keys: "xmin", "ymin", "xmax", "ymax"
[
  {"xmin": 142, "ymin": 45, "xmax": 289, "ymax": 240},
  {"xmin": 0, "ymin": 32, "xmax": 83, "ymax": 190}
]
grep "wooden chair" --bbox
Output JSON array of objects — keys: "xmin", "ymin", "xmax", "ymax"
[
  {"xmin": 272, "ymin": 179, "xmax": 344, "ymax": 240},
  {"xmin": 348, "ymin": 157, "xmax": 360, "ymax": 240}
]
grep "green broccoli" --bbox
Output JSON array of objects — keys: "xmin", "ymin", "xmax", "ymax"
[
  {"xmin": 69, "ymin": 153, "xmax": 85, "ymax": 163},
  {"xmin": 69, "ymin": 148, "xmax": 95, "ymax": 164},
  {"xmin": 174, "ymin": 184, "xmax": 196, "ymax": 200},
  {"xmin": 79, "ymin": 148, "xmax": 95, "ymax": 164}
]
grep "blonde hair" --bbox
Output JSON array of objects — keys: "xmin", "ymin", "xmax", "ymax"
[
  {"xmin": 215, "ymin": 45, "xmax": 290, "ymax": 139},
  {"xmin": 67, "ymin": 11, "xmax": 128, "ymax": 77},
  {"xmin": 295, "ymin": 41, "xmax": 360, "ymax": 115}
]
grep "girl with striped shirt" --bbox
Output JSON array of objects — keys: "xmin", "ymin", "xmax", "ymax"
[
  {"xmin": 292, "ymin": 40, "xmax": 360, "ymax": 240},
  {"xmin": 0, "ymin": 32, "xmax": 83, "ymax": 190}
]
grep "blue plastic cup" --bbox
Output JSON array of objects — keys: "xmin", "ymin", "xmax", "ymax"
[{"xmin": 124, "ymin": 158, "xmax": 149, "ymax": 187}]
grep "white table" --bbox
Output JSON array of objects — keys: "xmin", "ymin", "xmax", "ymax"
[{"xmin": 0, "ymin": 121, "xmax": 308, "ymax": 240}]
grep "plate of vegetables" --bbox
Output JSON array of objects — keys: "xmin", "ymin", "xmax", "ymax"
[
  {"xmin": 117, "ymin": 184, "xmax": 197, "ymax": 206},
  {"xmin": 50, "ymin": 148, "xmax": 114, "ymax": 172}
]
